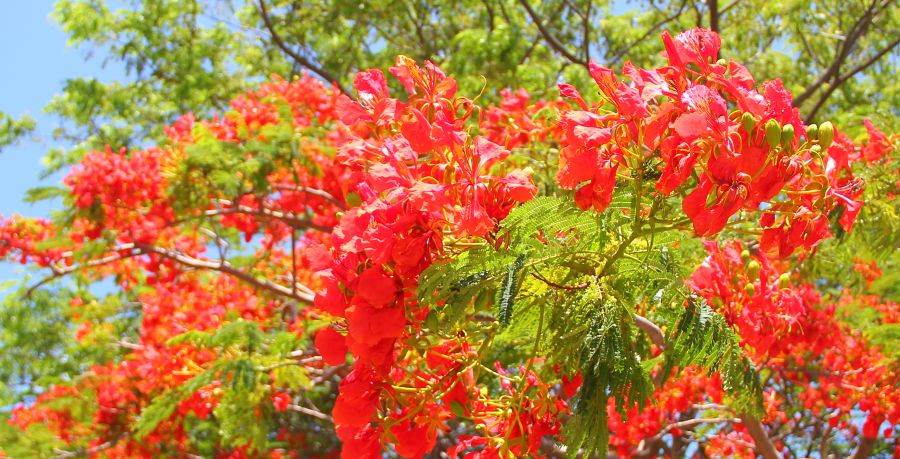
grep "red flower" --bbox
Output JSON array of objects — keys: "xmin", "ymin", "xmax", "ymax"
[
  {"xmin": 315, "ymin": 327, "xmax": 349, "ymax": 366},
  {"xmin": 271, "ymin": 392, "xmax": 291, "ymax": 412}
]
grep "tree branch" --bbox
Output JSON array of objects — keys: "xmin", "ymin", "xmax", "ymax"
[
  {"xmin": 288, "ymin": 403, "xmax": 333, "ymax": 422},
  {"xmin": 849, "ymin": 435, "xmax": 877, "ymax": 459},
  {"xmin": 803, "ymin": 36, "xmax": 899, "ymax": 121},
  {"xmin": 50, "ymin": 433, "xmax": 128, "ymax": 459},
  {"xmin": 707, "ymin": 0, "xmax": 720, "ymax": 33},
  {"xmin": 793, "ymin": 0, "xmax": 887, "ymax": 107},
  {"xmin": 740, "ymin": 415, "xmax": 782, "ymax": 459},
  {"xmin": 207, "ymin": 199, "xmax": 333, "ymax": 232},
  {"xmin": 26, "ymin": 244, "xmax": 141, "ymax": 297},
  {"xmin": 633, "ymin": 314, "xmax": 666, "ymax": 350},
  {"xmin": 271, "ymin": 185, "xmax": 346, "ymax": 210},
  {"xmin": 518, "ymin": 0, "xmax": 588, "ymax": 67},
  {"xmin": 634, "ymin": 417, "xmax": 740, "ymax": 456},
  {"xmin": 609, "ymin": 0, "xmax": 688, "ymax": 64},
  {"xmin": 134, "ymin": 243, "xmax": 315, "ymax": 303},
  {"xmin": 256, "ymin": 0, "xmax": 349, "ymax": 94}
]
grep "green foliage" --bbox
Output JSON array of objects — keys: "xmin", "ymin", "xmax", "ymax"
[
  {"xmin": 419, "ymin": 194, "xmax": 766, "ymax": 455},
  {"xmin": 17, "ymin": 0, "xmax": 893, "ymax": 176},
  {"xmin": 135, "ymin": 320, "xmax": 310, "ymax": 450},
  {"xmin": 0, "ymin": 286, "xmax": 133, "ymax": 407},
  {"xmin": 418, "ymin": 196, "xmax": 608, "ymax": 327},
  {"xmin": 564, "ymin": 292, "xmax": 654, "ymax": 459},
  {"xmin": 496, "ymin": 253, "xmax": 527, "ymax": 326},
  {"xmin": 0, "ymin": 287, "xmax": 80, "ymax": 403},
  {"xmin": 661, "ymin": 299, "xmax": 764, "ymax": 417},
  {"xmin": 0, "ymin": 112, "xmax": 36, "ymax": 151}
]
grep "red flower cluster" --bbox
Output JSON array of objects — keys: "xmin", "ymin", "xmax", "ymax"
[
  {"xmin": 688, "ymin": 240, "xmax": 836, "ymax": 359},
  {"xmin": 555, "ymin": 28, "xmax": 867, "ymax": 256},
  {"xmin": 3, "ymin": 74, "xmax": 351, "ymax": 457},
  {"xmin": 312, "ymin": 56, "xmax": 543, "ymax": 458},
  {"xmin": 689, "ymin": 241, "xmax": 900, "ymax": 453},
  {"xmin": 66, "ymin": 146, "xmax": 176, "ymax": 242}
]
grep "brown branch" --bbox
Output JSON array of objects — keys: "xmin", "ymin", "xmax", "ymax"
[
  {"xmin": 208, "ymin": 200, "xmax": 333, "ymax": 232},
  {"xmin": 850, "ymin": 435, "xmax": 877, "ymax": 459},
  {"xmin": 634, "ymin": 417, "xmax": 740, "ymax": 456},
  {"xmin": 518, "ymin": 0, "xmax": 588, "ymax": 67},
  {"xmin": 531, "ymin": 271, "xmax": 590, "ymax": 291},
  {"xmin": 288, "ymin": 403, "xmax": 333, "ymax": 422},
  {"xmin": 740, "ymin": 415, "xmax": 782, "ymax": 459},
  {"xmin": 582, "ymin": 0, "xmax": 592, "ymax": 63},
  {"xmin": 707, "ymin": 0, "xmax": 720, "ymax": 33},
  {"xmin": 793, "ymin": 0, "xmax": 887, "ymax": 106},
  {"xmin": 50, "ymin": 433, "xmax": 128, "ymax": 459},
  {"xmin": 633, "ymin": 314, "xmax": 665, "ymax": 350},
  {"xmin": 609, "ymin": 1, "xmax": 688, "ymax": 64},
  {"xmin": 25, "ymin": 244, "xmax": 141, "ymax": 297},
  {"xmin": 134, "ymin": 243, "xmax": 315, "ymax": 303},
  {"xmin": 256, "ymin": 0, "xmax": 349, "ymax": 95},
  {"xmin": 803, "ymin": 36, "xmax": 900, "ymax": 121},
  {"xmin": 271, "ymin": 185, "xmax": 346, "ymax": 210},
  {"xmin": 718, "ymin": 0, "xmax": 739, "ymax": 15}
]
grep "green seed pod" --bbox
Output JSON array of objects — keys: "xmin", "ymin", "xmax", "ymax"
[
  {"xmin": 744, "ymin": 283, "xmax": 756, "ymax": 296},
  {"xmin": 806, "ymin": 123, "xmax": 818, "ymax": 141},
  {"xmin": 780, "ymin": 124, "xmax": 795, "ymax": 148},
  {"xmin": 819, "ymin": 121, "xmax": 835, "ymax": 149},
  {"xmin": 747, "ymin": 260, "xmax": 761, "ymax": 281},
  {"xmin": 765, "ymin": 119, "xmax": 781, "ymax": 149},
  {"xmin": 716, "ymin": 58, "xmax": 727, "ymax": 66},
  {"xmin": 741, "ymin": 249, "xmax": 751, "ymax": 263},
  {"xmin": 741, "ymin": 112, "xmax": 756, "ymax": 133},
  {"xmin": 778, "ymin": 273, "xmax": 791, "ymax": 288}
]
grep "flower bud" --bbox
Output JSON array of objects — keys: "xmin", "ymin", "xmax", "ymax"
[
  {"xmin": 741, "ymin": 249, "xmax": 751, "ymax": 263},
  {"xmin": 809, "ymin": 144, "xmax": 823, "ymax": 159},
  {"xmin": 746, "ymin": 260, "xmax": 761, "ymax": 281},
  {"xmin": 778, "ymin": 273, "xmax": 791, "ymax": 288},
  {"xmin": 741, "ymin": 112, "xmax": 755, "ymax": 133},
  {"xmin": 765, "ymin": 119, "xmax": 781, "ymax": 149},
  {"xmin": 818, "ymin": 121, "xmax": 835, "ymax": 149},
  {"xmin": 780, "ymin": 124, "xmax": 794, "ymax": 149},
  {"xmin": 744, "ymin": 283, "xmax": 756, "ymax": 296},
  {"xmin": 806, "ymin": 123, "xmax": 818, "ymax": 141}
]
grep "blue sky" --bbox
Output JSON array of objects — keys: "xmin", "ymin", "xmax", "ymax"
[
  {"xmin": 0, "ymin": 1, "xmax": 124, "ymax": 281},
  {"xmin": 1, "ymin": 1, "xmax": 120, "ymax": 215}
]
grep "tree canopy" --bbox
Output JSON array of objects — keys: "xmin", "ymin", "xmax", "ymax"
[
  {"xmin": 3, "ymin": 0, "xmax": 896, "ymax": 169},
  {"xmin": 1, "ymin": 3, "xmax": 900, "ymax": 459}
]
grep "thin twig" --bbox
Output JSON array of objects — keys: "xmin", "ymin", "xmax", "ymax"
[
  {"xmin": 256, "ymin": 0, "xmax": 348, "ymax": 94},
  {"xmin": 50, "ymin": 433, "xmax": 128, "ymax": 458},
  {"xmin": 531, "ymin": 271, "xmax": 590, "ymax": 291},
  {"xmin": 135, "ymin": 243, "xmax": 315, "ymax": 303},
  {"xmin": 518, "ymin": 0, "xmax": 588, "ymax": 67},
  {"xmin": 633, "ymin": 314, "xmax": 666, "ymax": 350}
]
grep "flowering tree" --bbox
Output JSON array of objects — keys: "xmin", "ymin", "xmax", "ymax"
[{"xmin": 1, "ymin": 29, "xmax": 898, "ymax": 458}]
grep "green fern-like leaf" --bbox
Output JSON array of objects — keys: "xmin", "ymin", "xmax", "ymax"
[
  {"xmin": 661, "ymin": 298, "xmax": 764, "ymax": 416},
  {"xmin": 563, "ymin": 292, "xmax": 653, "ymax": 458},
  {"xmin": 497, "ymin": 253, "xmax": 527, "ymax": 326}
]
